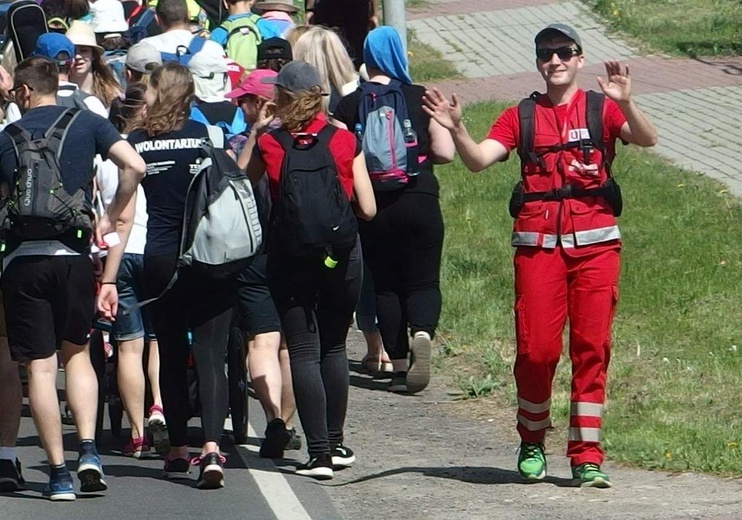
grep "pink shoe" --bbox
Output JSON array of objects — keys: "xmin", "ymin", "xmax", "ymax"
[
  {"xmin": 148, "ymin": 405, "xmax": 170, "ymax": 455},
  {"xmin": 122, "ymin": 437, "xmax": 151, "ymax": 459}
]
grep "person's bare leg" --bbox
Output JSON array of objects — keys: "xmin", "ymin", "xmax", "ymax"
[
  {"xmin": 26, "ymin": 353, "xmax": 65, "ymax": 465},
  {"xmin": 60, "ymin": 341, "xmax": 98, "ymax": 442},
  {"xmin": 146, "ymin": 339, "xmax": 164, "ymax": 409},
  {"xmin": 116, "ymin": 337, "xmax": 146, "ymax": 439},
  {"xmin": 247, "ymin": 331, "xmax": 282, "ymax": 422},
  {"xmin": 363, "ymin": 330, "xmax": 384, "ymax": 358},
  {"xmin": 278, "ymin": 338, "xmax": 296, "ymax": 428},
  {"xmin": 0, "ymin": 337, "xmax": 22, "ymax": 451}
]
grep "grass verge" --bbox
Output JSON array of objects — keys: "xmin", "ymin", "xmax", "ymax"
[
  {"xmin": 438, "ymin": 100, "xmax": 742, "ymax": 475},
  {"xmin": 585, "ymin": 0, "xmax": 742, "ymax": 57},
  {"xmin": 408, "ymin": 28, "xmax": 460, "ymax": 83}
]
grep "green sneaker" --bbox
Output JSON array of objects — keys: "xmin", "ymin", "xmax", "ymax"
[
  {"xmin": 517, "ymin": 442, "xmax": 546, "ymax": 482},
  {"xmin": 571, "ymin": 463, "xmax": 612, "ymax": 488}
]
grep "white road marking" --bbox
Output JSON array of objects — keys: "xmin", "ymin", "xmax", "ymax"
[{"xmin": 231, "ymin": 422, "xmax": 312, "ymax": 520}]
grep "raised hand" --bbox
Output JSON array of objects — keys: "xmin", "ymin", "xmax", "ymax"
[
  {"xmin": 255, "ymin": 100, "xmax": 276, "ymax": 133},
  {"xmin": 597, "ymin": 60, "xmax": 632, "ymax": 103},
  {"xmin": 422, "ymin": 87, "xmax": 462, "ymax": 131}
]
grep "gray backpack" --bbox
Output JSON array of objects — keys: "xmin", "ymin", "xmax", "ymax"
[
  {"xmin": 130, "ymin": 126, "xmax": 262, "ymax": 312},
  {"xmin": 0, "ymin": 108, "xmax": 94, "ymax": 247},
  {"xmin": 56, "ymin": 84, "xmax": 91, "ymax": 110},
  {"xmin": 179, "ymin": 126, "xmax": 263, "ymax": 277}
]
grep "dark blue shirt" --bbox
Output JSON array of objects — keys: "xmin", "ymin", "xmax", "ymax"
[{"xmin": 0, "ymin": 105, "xmax": 122, "ymax": 198}]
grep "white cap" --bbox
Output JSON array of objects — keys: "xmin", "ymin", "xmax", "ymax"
[
  {"xmin": 89, "ymin": 0, "xmax": 129, "ymax": 34},
  {"xmin": 188, "ymin": 47, "xmax": 229, "ymax": 102}
]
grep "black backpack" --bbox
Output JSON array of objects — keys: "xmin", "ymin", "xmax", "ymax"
[
  {"xmin": 271, "ymin": 125, "xmax": 358, "ymax": 261},
  {"xmin": 0, "ymin": 108, "xmax": 94, "ymax": 248}
]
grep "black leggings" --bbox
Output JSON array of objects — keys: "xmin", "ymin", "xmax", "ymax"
[
  {"xmin": 359, "ymin": 191, "xmax": 444, "ymax": 361},
  {"xmin": 144, "ymin": 255, "xmax": 235, "ymax": 448},
  {"xmin": 267, "ymin": 241, "xmax": 362, "ymax": 457}
]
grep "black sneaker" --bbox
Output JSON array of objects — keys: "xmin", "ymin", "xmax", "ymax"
[
  {"xmin": 0, "ymin": 459, "xmax": 19, "ymax": 492},
  {"xmin": 195, "ymin": 452, "xmax": 225, "ymax": 489},
  {"xmin": 330, "ymin": 444, "xmax": 355, "ymax": 469},
  {"xmin": 163, "ymin": 456, "xmax": 191, "ymax": 479},
  {"xmin": 296, "ymin": 453, "xmax": 333, "ymax": 480},
  {"xmin": 387, "ymin": 372, "xmax": 407, "ymax": 393},
  {"xmin": 286, "ymin": 428, "xmax": 302, "ymax": 451},
  {"xmin": 259, "ymin": 418, "xmax": 291, "ymax": 459}
]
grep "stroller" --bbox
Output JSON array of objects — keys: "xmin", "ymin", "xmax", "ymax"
[{"xmin": 89, "ymin": 313, "xmax": 249, "ymax": 447}]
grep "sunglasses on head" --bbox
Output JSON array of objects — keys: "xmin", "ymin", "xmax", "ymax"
[{"xmin": 536, "ymin": 46, "xmax": 581, "ymax": 61}]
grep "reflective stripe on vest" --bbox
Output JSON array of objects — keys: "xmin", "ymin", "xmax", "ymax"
[{"xmin": 513, "ymin": 225, "xmax": 620, "ymax": 249}]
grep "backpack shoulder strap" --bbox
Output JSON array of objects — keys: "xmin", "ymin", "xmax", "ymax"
[
  {"xmin": 189, "ymin": 36, "xmax": 207, "ymax": 55},
  {"xmin": 4, "ymin": 123, "xmax": 33, "ymax": 161},
  {"xmin": 206, "ymin": 124, "xmax": 224, "ymax": 149},
  {"xmin": 271, "ymin": 128, "xmax": 294, "ymax": 153},
  {"xmin": 585, "ymin": 90, "xmax": 605, "ymax": 152},
  {"xmin": 517, "ymin": 91, "xmax": 540, "ymax": 164},
  {"xmin": 45, "ymin": 109, "xmax": 80, "ymax": 157},
  {"xmin": 315, "ymin": 124, "xmax": 337, "ymax": 144}
]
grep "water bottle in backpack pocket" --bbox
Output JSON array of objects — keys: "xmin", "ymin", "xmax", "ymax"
[{"xmin": 356, "ymin": 79, "xmax": 419, "ymax": 191}]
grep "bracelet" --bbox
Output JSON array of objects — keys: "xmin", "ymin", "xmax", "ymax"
[{"xmin": 101, "ymin": 281, "xmax": 117, "ymax": 285}]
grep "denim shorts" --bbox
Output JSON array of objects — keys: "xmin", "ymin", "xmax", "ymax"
[{"xmin": 115, "ymin": 253, "xmax": 156, "ymax": 342}]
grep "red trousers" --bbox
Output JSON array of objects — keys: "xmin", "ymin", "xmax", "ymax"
[{"xmin": 513, "ymin": 246, "xmax": 619, "ymax": 466}]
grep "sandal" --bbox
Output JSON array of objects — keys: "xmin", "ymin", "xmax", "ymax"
[{"xmin": 361, "ymin": 354, "xmax": 393, "ymax": 374}]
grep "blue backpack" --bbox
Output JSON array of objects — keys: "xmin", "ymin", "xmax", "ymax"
[
  {"xmin": 160, "ymin": 36, "xmax": 207, "ymax": 65},
  {"xmin": 355, "ymin": 79, "xmax": 419, "ymax": 191}
]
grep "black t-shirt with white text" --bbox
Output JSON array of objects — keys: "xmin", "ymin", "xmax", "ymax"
[{"xmin": 128, "ymin": 120, "xmax": 211, "ymax": 257}]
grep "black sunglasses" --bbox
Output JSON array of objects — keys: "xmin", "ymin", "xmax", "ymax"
[
  {"xmin": 536, "ymin": 46, "xmax": 581, "ymax": 62},
  {"xmin": 8, "ymin": 84, "xmax": 33, "ymax": 100}
]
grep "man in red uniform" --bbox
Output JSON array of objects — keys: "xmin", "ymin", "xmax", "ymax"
[{"xmin": 422, "ymin": 24, "xmax": 657, "ymax": 487}]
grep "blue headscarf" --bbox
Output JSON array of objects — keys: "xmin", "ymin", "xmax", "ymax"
[{"xmin": 363, "ymin": 26, "xmax": 413, "ymax": 85}]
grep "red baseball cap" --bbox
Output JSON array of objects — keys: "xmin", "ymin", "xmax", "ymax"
[{"xmin": 225, "ymin": 69, "xmax": 278, "ymax": 100}]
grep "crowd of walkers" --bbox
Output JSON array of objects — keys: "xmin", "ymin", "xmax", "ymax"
[
  {"xmin": 0, "ymin": 0, "xmax": 444, "ymax": 499},
  {"xmin": 0, "ymin": 0, "xmax": 657, "ymax": 503}
]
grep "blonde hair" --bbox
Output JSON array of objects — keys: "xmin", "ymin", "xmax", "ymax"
[
  {"xmin": 286, "ymin": 24, "xmax": 311, "ymax": 49},
  {"xmin": 292, "ymin": 27, "xmax": 357, "ymax": 110},
  {"xmin": 137, "ymin": 62, "xmax": 194, "ymax": 136},
  {"xmin": 276, "ymin": 86, "xmax": 323, "ymax": 133}
]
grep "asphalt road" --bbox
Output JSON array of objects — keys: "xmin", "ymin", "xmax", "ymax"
[{"xmin": 1, "ymin": 375, "xmax": 341, "ymax": 520}]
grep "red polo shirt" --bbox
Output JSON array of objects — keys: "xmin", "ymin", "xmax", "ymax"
[{"xmin": 255, "ymin": 113, "xmax": 360, "ymax": 202}]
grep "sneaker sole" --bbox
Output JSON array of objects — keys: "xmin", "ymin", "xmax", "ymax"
[
  {"xmin": 520, "ymin": 470, "xmax": 546, "ymax": 482},
  {"xmin": 331, "ymin": 455, "xmax": 356, "ymax": 468},
  {"xmin": 164, "ymin": 470, "xmax": 191, "ymax": 479},
  {"xmin": 46, "ymin": 491, "xmax": 76, "ymax": 501},
  {"xmin": 197, "ymin": 467, "xmax": 225, "ymax": 489},
  {"xmin": 406, "ymin": 335, "xmax": 432, "ymax": 394},
  {"xmin": 149, "ymin": 420, "xmax": 170, "ymax": 455},
  {"xmin": 296, "ymin": 467, "xmax": 334, "ymax": 480},
  {"xmin": 78, "ymin": 468, "xmax": 108, "ymax": 493},
  {"xmin": 575, "ymin": 477, "xmax": 612, "ymax": 488}
]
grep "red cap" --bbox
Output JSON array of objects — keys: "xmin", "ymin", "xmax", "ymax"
[{"xmin": 225, "ymin": 69, "xmax": 278, "ymax": 100}]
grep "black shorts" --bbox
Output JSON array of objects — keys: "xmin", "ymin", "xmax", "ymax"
[
  {"xmin": 236, "ymin": 254, "xmax": 281, "ymax": 338},
  {"xmin": 1, "ymin": 255, "xmax": 95, "ymax": 362}
]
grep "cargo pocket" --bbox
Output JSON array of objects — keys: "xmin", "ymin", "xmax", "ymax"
[{"xmin": 514, "ymin": 295, "xmax": 529, "ymax": 355}]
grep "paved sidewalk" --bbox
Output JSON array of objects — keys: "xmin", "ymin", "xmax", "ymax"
[{"xmin": 408, "ymin": 0, "xmax": 742, "ymax": 195}]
